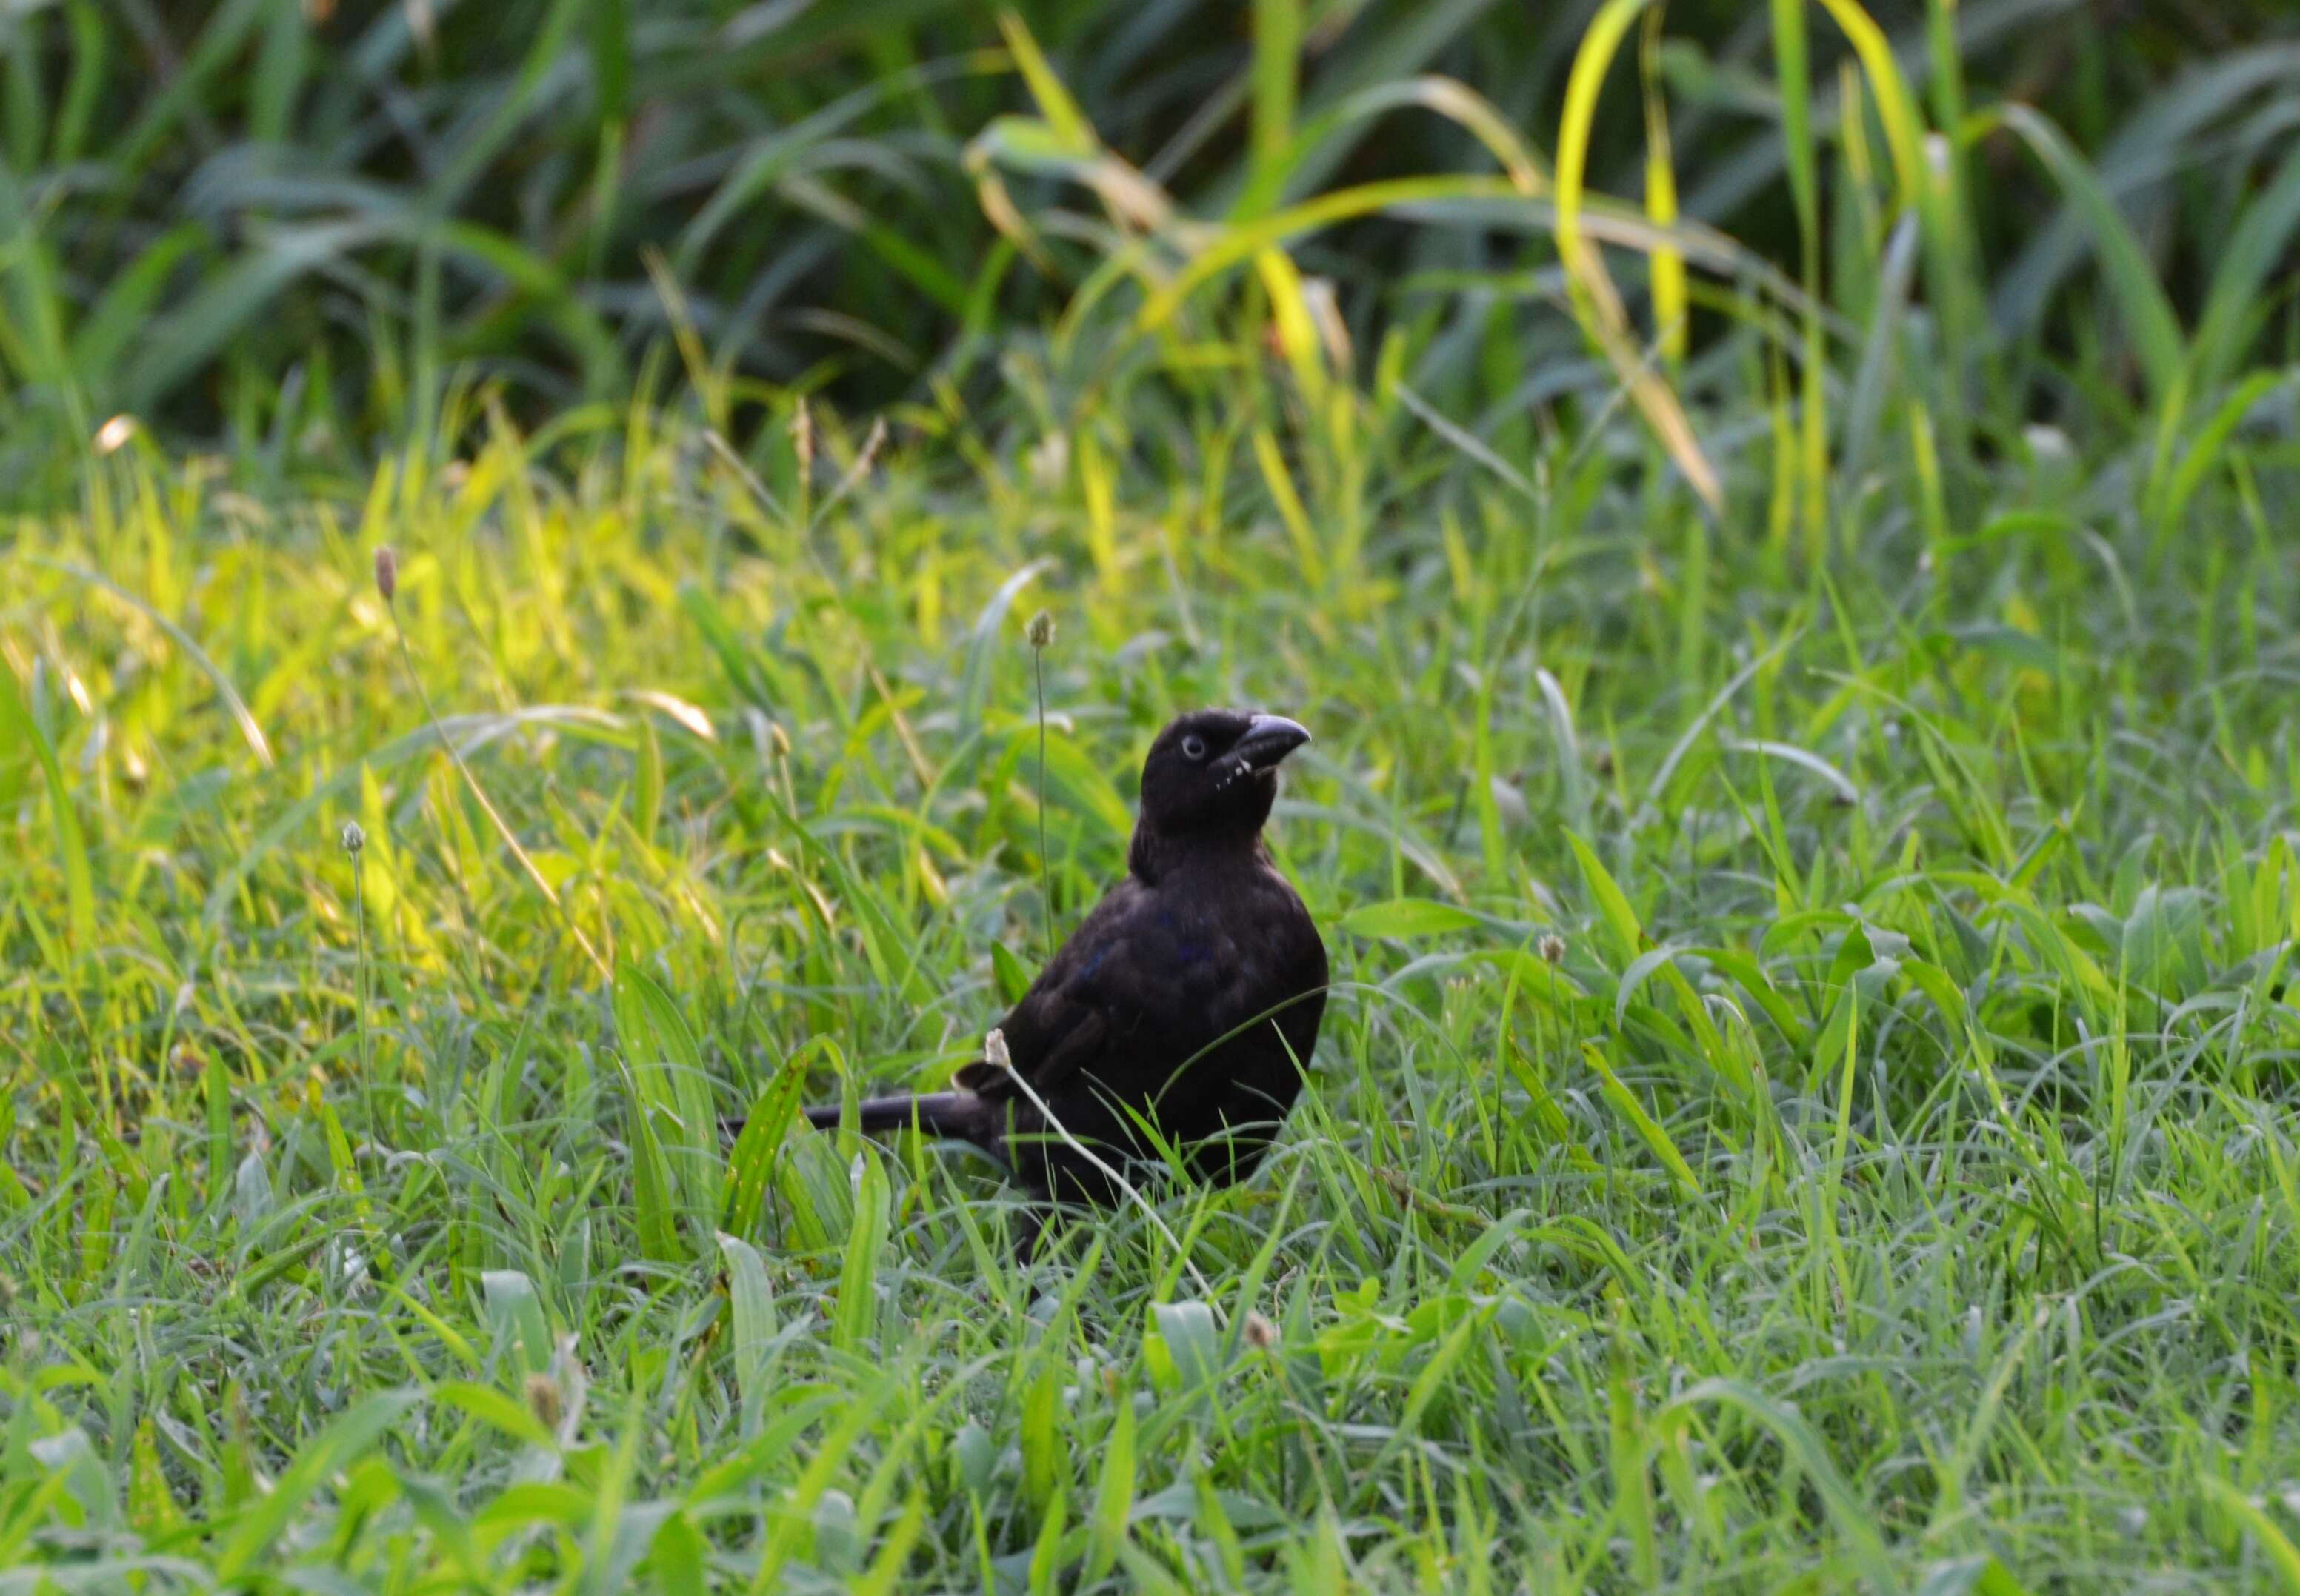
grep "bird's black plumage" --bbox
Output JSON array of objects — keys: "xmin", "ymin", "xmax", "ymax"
[{"xmin": 794, "ymin": 709, "xmax": 1327, "ymax": 1206}]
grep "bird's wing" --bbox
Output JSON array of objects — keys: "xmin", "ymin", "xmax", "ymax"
[
  {"xmin": 950, "ymin": 1001, "xmax": 1110, "ymax": 1101},
  {"xmin": 971, "ymin": 882, "xmax": 1153, "ymax": 1099},
  {"xmin": 1009, "ymin": 1006, "xmax": 1111, "ymax": 1097}
]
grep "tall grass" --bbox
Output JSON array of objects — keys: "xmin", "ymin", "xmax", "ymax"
[
  {"xmin": 0, "ymin": 2, "xmax": 2293, "ymax": 482},
  {"xmin": 4, "ymin": 0, "xmax": 2300, "ymax": 1589}
]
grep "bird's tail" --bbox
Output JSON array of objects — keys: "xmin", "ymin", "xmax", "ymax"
[{"xmin": 800, "ymin": 1090, "xmax": 999, "ymax": 1147}]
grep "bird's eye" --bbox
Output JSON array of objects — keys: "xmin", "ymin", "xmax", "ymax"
[{"xmin": 1181, "ymin": 735, "xmax": 1207, "ymax": 761}]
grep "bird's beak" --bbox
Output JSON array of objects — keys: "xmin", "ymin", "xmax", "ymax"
[{"xmin": 1233, "ymin": 714, "xmax": 1312, "ymax": 771}]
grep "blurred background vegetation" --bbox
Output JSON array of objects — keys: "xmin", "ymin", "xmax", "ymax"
[{"xmin": 4, "ymin": 0, "xmax": 2296, "ymax": 494}]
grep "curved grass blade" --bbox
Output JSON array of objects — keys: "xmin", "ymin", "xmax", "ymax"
[
  {"xmin": 1554, "ymin": 0, "xmax": 1721, "ymax": 513},
  {"xmin": 30, "ymin": 558, "xmax": 272, "ymax": 768},
  {"xmin": 1990, "ymin": 104, "xmax": 2187, "ymax": 403},
  {"xmin": 199, "ymin": 705, "xmax": 625, "ymax": 932}
]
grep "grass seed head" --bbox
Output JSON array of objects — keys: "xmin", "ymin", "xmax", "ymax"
[
  {"xmin": 524, "ymin": 1372, "xmax": 563, "ymax": 1432},
  {"xmin": 790, "ymin": 401, "xmax": 813, "ymax": 476}
]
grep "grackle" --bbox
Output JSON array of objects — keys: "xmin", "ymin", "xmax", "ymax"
[{"xmin": 770, "ymin": 709, "xmax": 1326, "ymax": 1209}]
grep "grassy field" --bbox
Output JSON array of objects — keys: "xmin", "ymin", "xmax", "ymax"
[{"xmin": 8, "ymin": 1, "xmax": 2300, "ymax": 1591}]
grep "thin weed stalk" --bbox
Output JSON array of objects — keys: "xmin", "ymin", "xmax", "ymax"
[
  {"xmin": 344, "ymin": 821, "xmax": 370, "ymax": 1079},
  {"xmin": 1027, "ymin": 607, "xmax": 1056, "ymax": 964}
]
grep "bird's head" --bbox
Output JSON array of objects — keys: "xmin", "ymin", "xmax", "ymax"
[{"xmin": 1135, "ymin": 709, "xmax": 1311, "ymax": 848}]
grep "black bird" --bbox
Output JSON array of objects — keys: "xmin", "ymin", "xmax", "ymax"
[{"xmin": 793, "ymin": 709, "xmax": 1326, "ymax": 1206}]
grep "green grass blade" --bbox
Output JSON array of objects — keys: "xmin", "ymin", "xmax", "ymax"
[{"xmin": 1991, "ymin": 103, "xmax": 2187, "ymax": 401}]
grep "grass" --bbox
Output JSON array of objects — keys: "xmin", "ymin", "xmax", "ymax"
[{"xmin": 7, "ymin": 1, "xmax": 2300, "ymax": 1591}]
